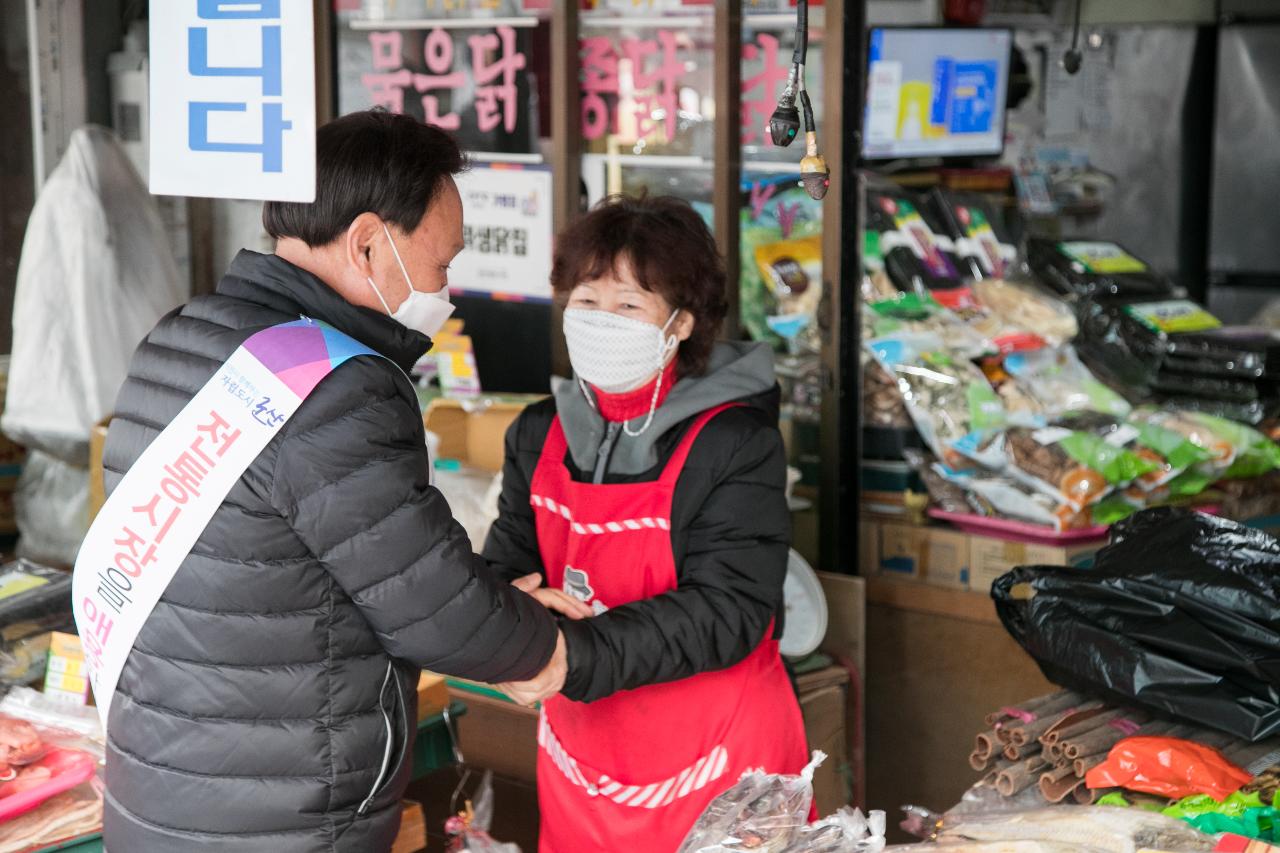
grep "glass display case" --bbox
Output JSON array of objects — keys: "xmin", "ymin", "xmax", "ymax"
[{"xmin": 326, "ymin": 0, "xmax": 859, "ymax": 570}]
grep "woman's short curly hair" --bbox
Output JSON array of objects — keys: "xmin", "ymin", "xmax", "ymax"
[{"xmin": 550, "ymin": 194, "xmax": 729, "ymax": 376}]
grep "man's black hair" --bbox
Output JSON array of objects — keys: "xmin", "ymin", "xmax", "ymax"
[{"xmin": 263, "ymin": 109, "xmax": 466, "ymax": 247}]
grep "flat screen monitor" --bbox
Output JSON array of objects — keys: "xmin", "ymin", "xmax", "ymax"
[{"xmin": 862, "ymin": 27, "xmax": 1012, "ymax": 161}]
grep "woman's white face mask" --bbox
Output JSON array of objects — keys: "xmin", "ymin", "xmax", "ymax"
[
  {"xmin": 563, "ymin": 307, "xmax": 681, "ymax": 437},
  {"xmin": 563, "ymin": 308, "xmax": 680, "ymax": 395},
  {"xmin": 366, "ymin": 224, "xmax": 456, "ymax": 338}
]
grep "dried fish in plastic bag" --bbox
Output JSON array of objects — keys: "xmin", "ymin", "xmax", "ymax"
[
  {"xmin": 936, "ymin": 807, "xmax": 1213, "ymax": 853},
  {"xmin": 678, "ymin": 753, "xmax": 825, "ymax": 853},
  {"xmin": 778, "ymin": 807, "xmax": 886, "ymax": 853}
]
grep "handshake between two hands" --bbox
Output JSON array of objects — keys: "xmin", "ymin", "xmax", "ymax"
[{"xmin": 495, "ymin": 573, "xmax": 594, "ymax": 708}]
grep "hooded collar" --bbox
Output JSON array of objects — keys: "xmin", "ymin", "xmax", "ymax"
[
  {"xmin": 555, "ymin": 340, "xmax": 780, "ymax": 477},
  {"xmin": 591, "ymin": 360, "xmax": 678, "ymax": 423},
  {"xmin": 217, "ymin": 250, "xmax": 432, "ymax": 373}
]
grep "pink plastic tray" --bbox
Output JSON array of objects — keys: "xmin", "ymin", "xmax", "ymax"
[
  {"xmin": 927, "ymin": 508, "xmax": 1109, "ymax": 546},
  {"xmin": 0, "ymin": 747, "xmax": 96, "ymax": 823}
]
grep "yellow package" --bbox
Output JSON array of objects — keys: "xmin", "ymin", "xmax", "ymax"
[{"xmin": 756, "ymin": 236, "xmax": 823, "ymax": 351}]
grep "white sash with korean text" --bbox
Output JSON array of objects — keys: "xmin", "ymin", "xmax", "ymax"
[{"xmin": 72, "ymin": 318, "xmax": 380, "ymax": 729}]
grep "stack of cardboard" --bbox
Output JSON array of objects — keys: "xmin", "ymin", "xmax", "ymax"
[{"xmin": 865, "ymin": 517, "xmax": 1102, "ymax": 594}]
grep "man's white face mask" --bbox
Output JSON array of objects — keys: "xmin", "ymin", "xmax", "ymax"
[{"xmin": 366, "ymin": 224, "xmax": 455, "ymax": 338}]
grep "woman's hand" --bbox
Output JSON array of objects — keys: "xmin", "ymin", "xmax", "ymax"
[
  {"xmin": 512, "ymin": 573, "xmax": 594, "ymax": 620},
  {"xmin": 498, "ymin": 630, "xmax": 568, "ymax": 707}
]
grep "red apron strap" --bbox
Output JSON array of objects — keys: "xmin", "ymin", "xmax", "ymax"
[
  {"xmin": 538, "ymin": 415, "xmax": 569, "ymax": 466},
  {"xmin": 657, "ymin": 403, "xmax": 744, "ymax": 488}
]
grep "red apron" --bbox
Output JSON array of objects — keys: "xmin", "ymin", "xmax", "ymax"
[{"xmin": 529, "ymin": 405, "xmax": 810, "ymax": 853}]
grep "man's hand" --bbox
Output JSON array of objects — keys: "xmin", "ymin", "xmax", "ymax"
[
  {"xmin": 511, "ymin": 573, "xmax": 593, "ymax": 620},
  {"xmin": 498, "ymin": 630, "xmax": 568, "ymax": 708}
]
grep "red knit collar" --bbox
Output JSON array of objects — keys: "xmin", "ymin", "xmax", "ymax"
[{"xmin": 592, "ymin": 361, "xmax": 678, "ymax": 423}]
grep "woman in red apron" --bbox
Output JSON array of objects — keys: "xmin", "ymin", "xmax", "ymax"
[{"xmin": 483, "ymin": 195, "xmax": 810, "ymax": 852}]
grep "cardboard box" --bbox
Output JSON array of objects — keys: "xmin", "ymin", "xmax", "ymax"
[
  {"xmin": 392, "ymin": 800, "xmax": 426, "ymax": 853},
  {"xmin": 423, "ymin": 397, "xmax": 541, "ymax": 473},
  {"xmin": 923, "ymin": 527, "xmax": 970, "ymax": 590},
  {"xmin": 796, "ymin": 665, "xmax": 852, "ymax": 818},
  {"xmin": 968, "ymin": 534, "xmax": 1102, "ymax": 594},
  {"xmin": 877, "ymin": 523, "xmax": 922, "ymax": 579},
  {"xmin": 89, "ymin": 418, "xmax": 111, "ymax": 522},
  {"xmin": 43, "ymin": 632, "xmax": 89, "ymax": 705},
  {"xmin": 877, "ymin": 523, "xmax": 970, "ymax": 590},
  {"xmin": 417, "ymin": 672, "xmax": 449, "ymax": 721},
  {"xmin": 446, "ymin": 683, "xmax": 539, "ymax": 783},
  {"xmin": 818, "ymin": 572, "xmax": 866, "ymax": 678},
  {"xmin": 858, "ymin": 519, "xmax": 878, "ymax": 576}
]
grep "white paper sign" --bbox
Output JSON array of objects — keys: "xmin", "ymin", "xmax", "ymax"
[
  {"xmin": 149, "ymin": 0, "xmax": 316, "ymax": 201},
  {"xmin": 452, "ymin": 165, "xmax": 553, "ymax": 301}
]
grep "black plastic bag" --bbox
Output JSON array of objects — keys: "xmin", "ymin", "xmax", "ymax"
[{"xmin": 992, "ymin": 507, "xmax": 1280, "ymax": 742}]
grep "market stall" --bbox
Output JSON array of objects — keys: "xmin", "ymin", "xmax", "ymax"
[
  {"xmin": 674, "ymin": 504, "xmax": 1280, "ymax": 852},
  {"xmin": 858, "ymin": 176, "xmax": 1280, "ymax": 837},
  {"xmin": 848, "ymin": 5, "xmax": 1280, "ymax": 845}
]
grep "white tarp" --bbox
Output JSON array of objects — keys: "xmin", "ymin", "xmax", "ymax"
[{"xmin": 3, "ymin": 126, "xmax": 186, "ymax": 563}]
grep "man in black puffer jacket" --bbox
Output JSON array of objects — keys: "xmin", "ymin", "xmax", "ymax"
[{"xmin": 100, "ymin": 111, "xmax": 563, "ymax": 852}]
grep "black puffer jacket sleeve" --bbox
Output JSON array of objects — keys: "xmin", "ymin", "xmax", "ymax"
[
  {"xmin": 483, "ymin": 416, "xmax": 548, "ymax": 585},
  {"xmin": 485, "ymin": 405, "xmax": 790, "ymax": 704},
  {"xmin": 271, "ymin": 356, "xmax": 557, "ymax": 684}
]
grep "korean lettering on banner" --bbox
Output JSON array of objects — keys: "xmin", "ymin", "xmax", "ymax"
[
  {"xmin": 80, "ymin": 410, "xmax": 242, "ymax": 680},
  {"xmin": 580, "ymin": 30, "xmax": 685, "ymax": 144},
  {"xmin": 149, "ymin": 0, "xmax": 315, "ymax": 200},
  {"xmin": 361, "ymin": 26, "xmax": 527, "ymax": 138},
  {"xmin": 741, "ymin": 33, "xmax": 790, "ymax": 145}
]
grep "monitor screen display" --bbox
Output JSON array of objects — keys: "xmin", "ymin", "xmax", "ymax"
[{"xmin": 862, "ymin": 27, "xmax": 1012, "ymax": 161}]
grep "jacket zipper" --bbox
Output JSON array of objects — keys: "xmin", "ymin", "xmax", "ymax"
[
  {"xmin": 593, "ymin": 422, "xmax": 621, "ymax": 485},
  {"xmin": 358, "ymin": 661, "xmax": 396, "ymax": 815}
]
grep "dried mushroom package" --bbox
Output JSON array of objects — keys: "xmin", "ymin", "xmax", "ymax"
[
  {"xmin": 1129, "ymin": 409, "xmax": 1280, "ymax": 481},
  {"xmin": 863, "ymin": 294, "xmax": 990, "ymax": 358},
  {"xmin": 931, "ymin": 461, "xmax": 1086, "ymax": 531},
  {"xmin": 1002, "ymin": 347, "xmax": 1131, "ymax": 419},
  {"xmin": 1001, "ymin": 414, "xmax": 1163, "ymax": 512},
  {"xmin": 864, "ymin": 358, "xmax": 913, "ymax": 429},
  {"xmin": 866, "ymin": 332, "xmax": 1005, "ymax": 469}
]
